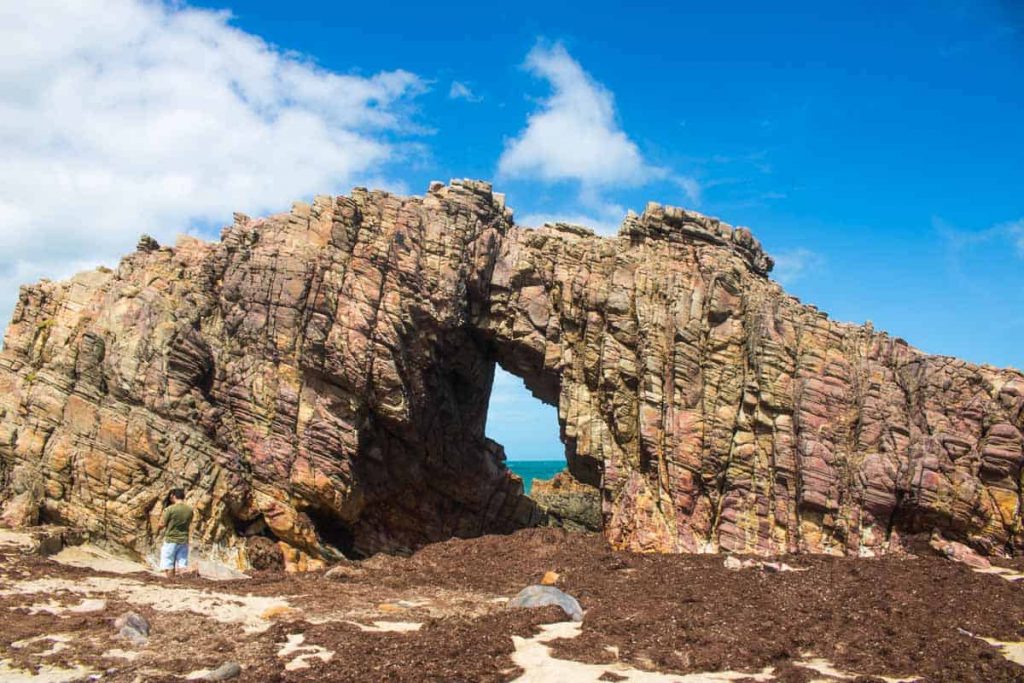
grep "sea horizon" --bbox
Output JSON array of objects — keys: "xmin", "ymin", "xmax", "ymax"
[{"xmin": 507, "ymin": 459, "xmax": 564, "ymax": 494}]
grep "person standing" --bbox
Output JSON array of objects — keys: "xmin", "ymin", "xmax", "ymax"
[{"xmin": 158, "ymin": 488, "xmax": 193, "ymax": 576}]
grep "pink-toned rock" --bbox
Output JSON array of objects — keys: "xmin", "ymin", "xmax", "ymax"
[
  {"xmin": 930, "ymin": 534, "xmax": 992, "ymax": 569},
  {"xmin": 0, "ymin": 180, "xmax": 1021, "ymax": 565}
]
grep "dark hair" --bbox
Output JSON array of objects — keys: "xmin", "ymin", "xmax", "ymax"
[{"xmin": 168, "ymin": 488, "xmax": 185, "ymax": 504}]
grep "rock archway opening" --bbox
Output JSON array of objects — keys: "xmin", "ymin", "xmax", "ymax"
[
  {"xmin": 485, "ymin": 365, "xmax": 564, "ymax": 489},
  {"xmin": 479, "ymin": 333, "xmax": 602, "ymax": 488},
  {"xmin": 482, "ymin": 353, "xmax": 604, "ymax": 534}
]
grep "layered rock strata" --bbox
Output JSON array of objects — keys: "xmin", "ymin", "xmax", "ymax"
[{"xmin": 0, "ymin": 180, "xmax": 1021, "ymax": 566}]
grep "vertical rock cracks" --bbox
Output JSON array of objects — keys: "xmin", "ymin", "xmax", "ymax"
[{"xmin": 0, "ymin": 180, "xmax": 1021, "ymax": 568}]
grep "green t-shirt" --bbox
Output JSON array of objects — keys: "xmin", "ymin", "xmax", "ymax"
[{"xmin": 162, "ymin": 503, "xmax": 193, "ymax": 544}]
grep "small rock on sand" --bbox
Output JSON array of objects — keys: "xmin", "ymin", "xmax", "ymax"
[
  {"xmin": 115, "ymin": 611, "xmax": 150, "ymax": 643},
  {"xmin": 930, "ymin": 534, "xmax": 991, "ymax": 569},
  {"xmin": 324, "ymin": 563, "xmax": 364, "ymax": 580},
  {"xmin": 509, "ymin": 585, "xmax": 583, "ymax": 622},
  {"xmin": 723, "ymin": 556, "xmax": 807, "ymax": 572},
  {"xmin": 540, "ymin": 571, "xmax": 560, "ymax": 585},
  {"xmin": 196, "ymin": 558, "xmax": 250, "ymax": 581},
  {"xmin": 202, "ymin": 661, "xmax": 242, "ymax": 680}
]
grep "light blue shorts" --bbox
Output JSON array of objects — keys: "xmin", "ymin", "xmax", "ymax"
[{"xmin": 159, "ymin": 542, "xmax": 189, "ymax": 570}]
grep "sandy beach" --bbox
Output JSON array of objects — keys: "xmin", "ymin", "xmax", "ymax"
[{"xmin": 2, "ymin": 527, "xmax": 1024, "ymax": 681}]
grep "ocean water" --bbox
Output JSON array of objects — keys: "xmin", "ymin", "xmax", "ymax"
[{"xmin": 507, "ymin": 460, "xmax": 565, "ymax": 494}]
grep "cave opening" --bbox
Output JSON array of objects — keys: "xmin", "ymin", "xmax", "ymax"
[{"xmin": 305, "ymin": 507, "xmax": 361, "ymax": 559}]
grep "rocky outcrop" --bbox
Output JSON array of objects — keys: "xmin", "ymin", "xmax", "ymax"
[
  {"xmin": 1, "ymin": 180, "xmax": 1021, "ymax": 565},
  {"xmin": 531, "ymin": 471, "xmax": 602, "ymax": 532},
  {"xmin": 0, "ymin": 182, "xmax": 540, "ymax": 569}
]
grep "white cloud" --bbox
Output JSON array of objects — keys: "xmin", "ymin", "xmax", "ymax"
[
  {"xmin": 0, "ymin": 0, "xmax": 424, "ymax": 329},
  {"xmin": 449, "ymin": 81, "xmax": 482, "ymax": 102},
  {"xmin": 675, "ymin": 177, "xmax": 702, "ymax": 206},
  {"xmin": 516, "ymin": 193, "xmax": 627, "ymax": 235},
  {"xmin": 772, "ymin": 248, "xmax": 825, "ymax": 285},
  {"xmin": 516, "ymin": 212, "xmax": 620, "ymax": 236},
  {"xmin": 497, "ymin": 42, "xmax": 700, "ymax": 224},
  {"xmin": 498, "ymin": 43, "xmax": 655, "ymax": 187},
  {"xmin": 937, "ymin": 217, "xmax": 1024, "ymax": 258},
  {"xmin": 1007, "ymin": 220, "xmax": 1024, "ymax": 256}
]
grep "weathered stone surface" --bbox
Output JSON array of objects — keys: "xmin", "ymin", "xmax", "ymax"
[
  {"xmin": 0, "ymin": 180, "xmax": 1021, "ymax": 563},
  {"xmin": 508, "ymin": 585, "xmax": 584, "ymax": 621},
  {"xmin": 0, "ymin": 524, "xmax": 84, "ymax": 556},
  {"xmin": 531, "ymin": 471, "xmax": 602, "ymax": 532},
  {"xmin": 930, "ymin": 533, "xmax": 992, "ymax": 569},
  {"xmin": 115, "ymin": 611, "xmax": 150, "ymax": 643},
  {"xmin": 244, "ymin": 535, "xmax": 284, "ymax": 571},
  {"xmin": 323, "ymin": 561, "xmax": 364, "ymax": 581},
  {"xmin": 0, "ymin": 182, "xmax": 542, "ymax": 569},
  {"xmin": 199, "ymin": 662, "xmax": 242, "ymax": 681}
]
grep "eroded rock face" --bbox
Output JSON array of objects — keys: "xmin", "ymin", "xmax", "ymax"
[
  {"xmin": 0, "ymin": 182, "xmax": 539, "ymax": 568},
  {"xmin": 1, "ymin": 180, "xmax": 1021, "ymax": 564}
]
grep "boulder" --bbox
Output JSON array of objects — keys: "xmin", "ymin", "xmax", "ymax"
[
  {"xmin": 531, "ymin": 471, "xmax": 603, "ymax": 533},
  {"xmin": 115, "ymin": 611, "xmax": 150, "ymax": 643},
  {"xmin": 324, "ymin": 562, "xmax": 364, "ymax": 581},
  {"xmin": 509, "ymin": 585, "xmax": 584, "ymax": 622},
  {"xmin": 244, "ymin": 536, "xmax": 284, "ymax": 571},
  {"xmin": 196, "ymin": 558, "xmax": 250, "ymax": 581},
  {"xmin": 930, "ymin": 533, "xmax": 992, "ymax": 569},
  {"xmin": 201, "ymin": 662, "xmax": 241, "ymax": 681}
]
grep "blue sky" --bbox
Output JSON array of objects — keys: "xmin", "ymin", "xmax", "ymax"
[{"xmin": 1, "ymin": 1, "xmax": 1021, "ymax": 461}]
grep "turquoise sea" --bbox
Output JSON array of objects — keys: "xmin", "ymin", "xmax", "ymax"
[{"xmin": 508, "ymin": 460, "xmax": 564, "ymax": 494}]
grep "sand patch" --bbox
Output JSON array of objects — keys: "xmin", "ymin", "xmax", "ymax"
[
  {"xmin": 277, "ymin": 632, "xmax": 334, "ymax": 671},
  {"xmin": 377, "ymin": 598, "xmax": 430, "ymax": 612},
  {"xmin": 512, "ymin": 621, "xmax": 774, "ymax": 682},
  {"xmin": 723, "ymin": 556, "xmax": 809, "ymax": 572},
  {"xmin": 973, "ymin": 566, "xmax": 1024, "ymax": 582},
  {"xmin": 11, "ymin": 633, "xmax": 73, "ymax": 657},
  {"xmin": 28, "ymin": 597, "xmax": 106, "ymax": 615},
  {"xmin": 963, "ymin": 634, "xmax": 1024, "ymax": 667},
  {"xmin": 0, "ymin": 529, "xmax": 34, "ymax": 549},
  {"xmin": 794, "ymin": 655, "xmax": 919, "ymax": 681},
  {"xmin": 0, "ymin": 659, "xmax": 94, "ymax": 682},
  {"xmin": 0, "ymin": 576, "xmax": 287, "ymax": 633},
  {"xmin": 345, "ymin": 620, "xmax": 423, "ymax": 632}
]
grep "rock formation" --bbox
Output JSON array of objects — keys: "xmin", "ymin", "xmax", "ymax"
[
  {"xmin": 531, "ymin": 471, "xmax": 602, "ymax": 533},
  {"xmin": 0, "ymin": 180, "xmax": 1021, "ymax": 567}
]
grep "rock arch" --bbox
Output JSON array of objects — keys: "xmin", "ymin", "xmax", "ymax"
[{"xmin": 0, "ymin": 180, "xmax": 1021, "ymax": 568}]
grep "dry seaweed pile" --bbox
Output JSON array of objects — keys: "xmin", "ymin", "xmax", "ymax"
[{"xmin": 1, "ymin": 528, "xmax": 1023, "ymax": 681}]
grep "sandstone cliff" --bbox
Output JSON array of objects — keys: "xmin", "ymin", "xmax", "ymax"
[{"xmin": 1, "ymin": 180, "xmax": 1021, "ymax": 567}]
